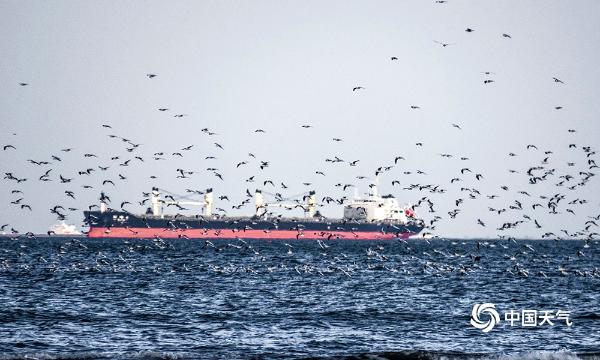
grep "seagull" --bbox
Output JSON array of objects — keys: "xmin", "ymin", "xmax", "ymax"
[
  {"xmin": 553, "ymin": 77, "xmax": 564, "ymax": 84},
  {"xmin": 502, "ymin": 33, "xmax": 512, "ymax": 38},
  {"xmin": 391, "ymin": 56, "xmax": 398, "ymax": 60},
  {"xmin": 19, "ymin": 83, "xmax": 28, "ymax": 86},
  {"xmin": 434, "ymin": 40, "xmax": 453, "ymax": 47},
  {"xmin": 465, "ymin": 28, "xmax": 474, "ymax": 32},
  {"xmin": 452, "ymin": 124, "xmax": 461, "ymax": 130},
  {"xmin": 146, "ymin": 73, "xmax": 157, "ymax": 78},
  {"xmin": 352, "ymin": 86, "xmax": 365, "ymax": 91},
  {"xmin": 3, "ymin": 145, "xmax": 15, "ymax": 151}
]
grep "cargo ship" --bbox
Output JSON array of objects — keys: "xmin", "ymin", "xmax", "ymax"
[{"xmin": 84, "ymin": 181, "xmax": 424, "ymax": 240}]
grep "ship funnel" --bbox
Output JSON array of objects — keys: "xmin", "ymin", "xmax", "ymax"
[
  {"xmin": 255, "ymin": 189, "xmax": 265, "ymax": 217},
  {"xmin": 203, "ymin": 188, "xmax": 213, "ymax": 216},
  {"xmin": 306, "ymin": 190, "xmax": 317, "ymax": 218},
  {"xmin": 151, "ymin": 187, "xmax": 162, "ymax": 216}
]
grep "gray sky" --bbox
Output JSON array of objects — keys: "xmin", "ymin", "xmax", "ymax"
[{"xmin": 1, "ymin": 0, "xmax": 599, "ymax": 237}]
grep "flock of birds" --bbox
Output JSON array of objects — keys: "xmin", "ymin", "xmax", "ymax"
[
  {"xmin": 2, "ymin": 109, "xmax": 598, "ymax": 242},
  {"xmin": 2, "ymin": 15, "xmax": 599, "ymax": 270},
  {"xmin": 0, "ymin": 236, "xmax": 598, "ymax": 280},
  {"xmin": 0, "ymin": 16, "xmax": 598, "ymax": 289},
  {"xmin": 3, "ymin": 68, "xmax": 600, "ymax": 243}
]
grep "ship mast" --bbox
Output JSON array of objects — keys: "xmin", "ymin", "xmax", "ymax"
[
  {"xmin": 202, "ymin": 189, "xmax": 213, "ymax": 216},
  {"xmin": 371, "ymin": 175, "xmax": 380, "ymax": 197},
  {"xmin": 99, "ymin": 192, "xmax": 108, "ymax": 213},
  {"xmin": 151, "ymin": 187, "xmax": 162, "ymax": 216}
]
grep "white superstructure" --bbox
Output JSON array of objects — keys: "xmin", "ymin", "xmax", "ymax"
[
  {"xmin": 343, "ymin": 179, "xmax": 414, "ymax": 223},
  {"xmin": 49, "ymin": 221, "xmax": 81, "ymax": 235}
]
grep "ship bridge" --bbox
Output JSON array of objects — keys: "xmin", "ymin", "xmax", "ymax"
[{"xmin": 343, "ymin": 179, "xmax": 414, "ymax": 223}]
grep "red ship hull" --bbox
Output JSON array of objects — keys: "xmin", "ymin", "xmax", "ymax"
[{"xmin": 87, "ymin": 227, "xmax": 415, "ymax": 240}]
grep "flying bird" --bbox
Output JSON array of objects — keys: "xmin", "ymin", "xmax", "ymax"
[{"xmin": 434, "ymin": 40, "xmax": 453, "ymax": 47}]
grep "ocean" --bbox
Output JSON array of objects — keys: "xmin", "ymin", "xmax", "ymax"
[{"xmin": 0, "ymin": 237, "xmax": 598, "ymax": 360}]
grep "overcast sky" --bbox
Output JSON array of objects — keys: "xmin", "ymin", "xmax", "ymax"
[{"xmin": 1, "ymin": 0, "xmax": 599, "ymax": 238}]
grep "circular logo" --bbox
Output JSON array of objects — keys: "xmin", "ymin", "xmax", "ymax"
[{"xmin": 470, "ymin": 303, "xmax": 500, "ymax": 333}]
